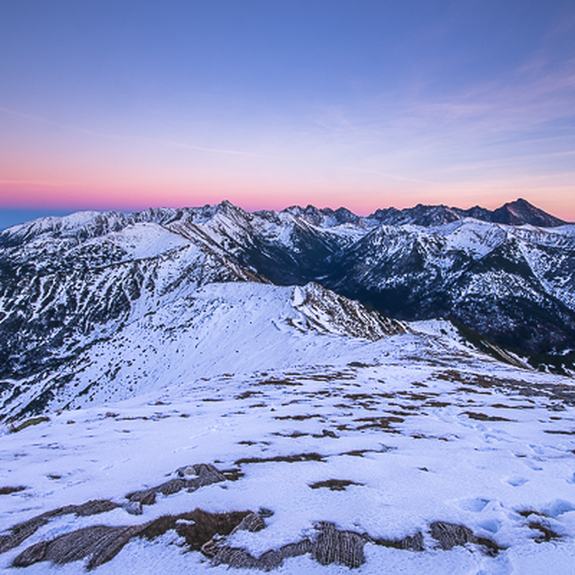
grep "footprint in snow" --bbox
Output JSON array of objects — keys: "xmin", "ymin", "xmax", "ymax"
[
  {"xmin": 459, "ymin": 497, "xmax": 491, "ymax": 512},
  {"xmin": 506, "ymin": 476, "xmax": 529, "ymax": 487}
]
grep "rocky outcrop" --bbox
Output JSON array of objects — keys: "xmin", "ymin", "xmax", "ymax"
[
  {"xmin": 430, "ymin": 521, "xmax": 502, "ymax": 556},
  {"xmin": 13, "ymin": 524, "xmax": 148, "ymax": 571},
  {"xmin": 126, "ymin": 463, "xmax": 225, "ymax": 505},
  {"xmin": 0, "ymin": 500, "xmax": 118, "ymax": 554},
  {"xmin": 0, "ymin": 461, "xmax": 505, "ymax": 572}
]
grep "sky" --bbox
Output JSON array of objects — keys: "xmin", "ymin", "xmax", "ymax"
[{"xmin": 0, "ymin": 0, "xmax": 574, "ymax": 228}]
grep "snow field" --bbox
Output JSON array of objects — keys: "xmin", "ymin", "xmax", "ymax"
[{"xmin": 2, "ymin": 343, "xmax": 575, "ymax": 574}]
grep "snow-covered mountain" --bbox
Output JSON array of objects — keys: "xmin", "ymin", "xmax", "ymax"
[
  {"xmin": 1, "ymin": 199, "xmax": 574, "ymax": 395},
  {"xmin": 2, "ymin": 200, "xmax": 575, "ymax": 574},
  {"xmin": 327, "ymin": 219, "xmax": 575, "ymax": 358},
  {"xmin": 369, "ymin": 198, "xmax": 567, "ymax": 227},
  {"xmin": 1, "ymin": 281, "xmax": 406, "ymax": 421}
]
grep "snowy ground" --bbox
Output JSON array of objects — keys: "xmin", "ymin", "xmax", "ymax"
[{"xmin": 2, "ymin": 320, "xmax": 575, "ymax": 573}]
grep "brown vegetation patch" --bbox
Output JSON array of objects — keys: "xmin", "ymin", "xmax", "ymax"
[
  {"xmin": 396, "ymin": 392, "xmax": 429, "ymax": 401},
  {"xmin": 235, "ymin": 452, "xmax": 325, "ymax": 465},
  {"xmin": 273, "ymin": 431, "xmax": 309, "ymax": 438},
  {"xmin": 275, "ymin": 414, "xmax": 321, "ymax": 421},
  {"xmin": 425, "ymin": 401, "xmax": 451, "ymax": 408},
  {"xmin": 527, "ymin": 521, "xmax": 563, "ymax": 543},
  {"xmin": 456, "ymin": 386, "xmax": 491, "ymax": 395},
  {"xmin": 142, "ymin": 509, "xmax": 252, "ymax": 550},
  {"xmin": 235, "ymin": 391, "xmax": 263, "ymax": 400},
  {"xmin": 0, "ymin": 486, "xmax": 25, "ymax": 495},
  {"xmin": 347, "ymin": 361, "xmax": 372, "ymax": 368},
  {"xmin": 344, "ymin": 393, "xmax": 376, "ymax": 402},
  {"xmin": 355, "ymin": 415, "xmax": 403, "ymax": 431},
  {"xmin": 491, "ymin": 403, "xmax": 533, "ymax": 410},
  {"xmin": 396, "ymin": 404, "xmax": 421, "ymax": 411},
  {"xmin": 220, "ymin": 468, "xmax": 244, "ymax": 482},
  {"xmin": 517, "ymin": 509, "xmax": 547, "ymax": 518},
  {"xmin": 434, "ymin": 370, "xmax": 464, "ymax": 382},
  {"xmin": 463, "ymin": 412, "xmax": 514, "ymax": 422},
  {"xmin": 256, "ymin": 378, "xmax": 302, "ymax": 386},
  {"xmin": 9, "ymin": 416, "xmax": 50, "ymax": 433},
  {"xmin": 309, "ymin": 479, "xmax": 362, "ymax": 491},
  {"xmin": 388, "ymin": 410, "xmax": 418, "ymax": 418},
  {"xmin": 340, "ymin": 449, "xmax": 373, "ymax": 457}
]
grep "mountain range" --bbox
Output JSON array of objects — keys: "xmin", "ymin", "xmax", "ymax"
[
  {"xmin": 0, "ymin": 197, "xmax": 574, "ymax": 420},
  {"xmin": 2, "ymin": 198, "xmax": 575, "ymax": 574}
]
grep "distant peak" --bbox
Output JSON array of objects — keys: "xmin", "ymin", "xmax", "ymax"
[{"xmin": 492, "ymin": 198, "xmax": 565, "ymax": 227}]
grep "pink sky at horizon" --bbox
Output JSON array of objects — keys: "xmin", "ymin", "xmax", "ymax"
[
  {"xmin": 1, "ymin": 177, "xmax": 573, "ymax": 222},
  {"xmin": 1, "ymin": 1, "xmax": 574, "ymax": 224}
]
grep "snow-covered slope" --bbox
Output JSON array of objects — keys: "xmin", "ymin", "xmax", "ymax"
[
  {"xmin": 1, "ymin": 282, "xmax": 404, "ymax": 420},
  {"xmin": 1, "ymin": 317, "xmax": 575, "ymax": 574}
]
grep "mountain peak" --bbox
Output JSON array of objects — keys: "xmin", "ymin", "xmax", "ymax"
[
  {"xmin": 492, "ymin": 198, "xmax": 566, "ymax": 227},
  {"xmin": 367, "ymin": 198, "xmax": 566, "ymax": 228}
]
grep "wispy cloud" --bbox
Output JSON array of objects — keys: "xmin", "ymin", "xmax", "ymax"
[
  {"xmin": 309, "ymin": 53, "xmax": 575, "ymax": 149},
  {"xmin": 0, "ymin": 103, "xmax": 279, "ymax": 160}
]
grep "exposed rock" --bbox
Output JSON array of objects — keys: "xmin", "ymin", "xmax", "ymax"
[
  {"xmin": 176, "ymin": 465, "xmax": 197, "ymax": 477},
  {"xmin": 429, "ymin": 521, "xmax": 501, "ymax": 555},
  {"xmin": 210, "ymin": 537, "xmax": 312, "ymax": 571},
  {"xmin": 279, "ymin": 539, "xmax": 313, "ymax": 559},
  {"xmin": 231, "ymin": 512, "xmax": 266, "ymax": 534},
  {"xmin": 123, "ymin": 501, "xmax": 143, "ymax": 516},
  {"xmin": 0, "ymin": 500, "xmax": 118, "ymax": 554},
  {"xmin": 74, "ymin": 500, "xmax": 119, "ymax": 516},
  {"xmin": 207, "ymin": 519, "xmax": 367, "ymax": 571},
  {"xmin": 0, "ymin": 515, "xmax": 50, "ymax": 554},
  {"xmin": 12, "ymin": 509, "xmax": 253, "ymax": 570},
  {"xmin": 12, "ymin": 524, "xmax": 148, "ymax": 570},
  {"xmin": 430, "ymin": 521, "xmax": 476, "ymax": 550},
  {"xmin": 126, "ymin": 463, "xmax": 225, "ymax": 504},
  {"xmin": 291, "ymin": 282, "xmax": 406, "ymax": 341},
  {"xmin": 372, "ymin": 531, "xmax": 424, "ymax": 551},
  {"xmin": 312, "ymin": 522, "xmax": 366, "ymax": 568},
  {"xmin": 212, "ymin": 547, "xmax": 261, "ymax": 570},
  {"xmin": 130, "ymin": 490, "xmax": 156, "ymax": 505}
]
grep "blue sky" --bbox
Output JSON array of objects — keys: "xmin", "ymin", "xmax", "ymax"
[{"xmin": 0, "ymin": 0, "xmax": 574, "ymax": 227}]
